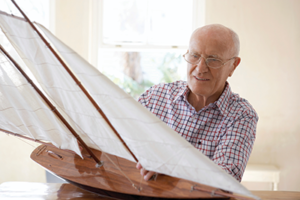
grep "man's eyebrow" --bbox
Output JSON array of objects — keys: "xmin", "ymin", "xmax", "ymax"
[
  {"xmin": 189, "ymin": 51, "xmax": 199, "ymax": 55},
  {"xmin": 208, "ymin": 55, "xmax": 219, "ymax": 58},
  {"xmin": 189, "ymin": 52, "xmax": 220, "ymax": 58}
]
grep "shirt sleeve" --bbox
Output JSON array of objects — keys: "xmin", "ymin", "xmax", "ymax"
[
  {"xmin": 138, "ymin": 84, "xmax": 159, "ymax": 111},
  {"xmin": 211, "ymin": 110, "xmax": 258, "ymax": 182},
  {"xmin": 138, "ymin": 89, "xmax": 151, "ymax": 108}
]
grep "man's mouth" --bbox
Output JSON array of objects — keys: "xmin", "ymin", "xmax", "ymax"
[{"xmin": 194, "ymin": 76, "xmax": 209, "ymax": 81}]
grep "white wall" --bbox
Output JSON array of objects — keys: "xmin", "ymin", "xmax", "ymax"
[
  {"xmin": 53, "ymin": 0, "xmax": 99, "ymax": 66},
  {"xmin": 205, "ymin": 0, "xmax": 300, "ymax": 191},
  {"xmin": 0, "ymin": 135, "xmax": 46, "ymax": 183}
]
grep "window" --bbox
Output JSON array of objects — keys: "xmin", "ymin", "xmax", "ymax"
[
  {"xmin": 0, "ymin": 0, "xmax": 50, "ymax": 80},
  {"xmin": 0, "ymin": 0, "xmax": 50, "ymax": 57},
  {"xmin": 102, "ymin": 0, "xmax": 194, "ymax": 47},
  {"xmin": 97, "ymin": 0, "xmax": 205, "ymax": 99},
  {"xmin": 0, "ymin": 0, "xmax": 49, "ymax": 28}
]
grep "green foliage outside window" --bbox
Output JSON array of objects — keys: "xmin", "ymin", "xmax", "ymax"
[{"xmin": 103, "ymin": 52, "xmax": 184, "ymax": 100}]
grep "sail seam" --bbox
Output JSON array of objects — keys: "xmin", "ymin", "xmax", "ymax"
[
  {"xmin": 2, "ymin": 121, "xmax": 68, "ymax": 134},
  {"xmin": 1, "ymin": 33, "xmax": 40, "ymax": 40},
  {"xmin": 0, "ymin": 82, "xmax": 30, "ymax": 88},
  {"xmin": 0, "ymin": 106, "xmax": 52, "ymax": 113}
]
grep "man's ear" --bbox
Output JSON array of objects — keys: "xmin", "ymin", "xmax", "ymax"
[{"xmin": 229, "ymin": 57, "xmax": 241, "ymax": 77}]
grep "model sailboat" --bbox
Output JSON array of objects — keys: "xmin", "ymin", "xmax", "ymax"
[{"xmin": 0, "ymin": 1, "xmax": 259, "ymax": 199}]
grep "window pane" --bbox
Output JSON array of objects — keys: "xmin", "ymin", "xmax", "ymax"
[
  {"xmin": 98, "ymin": 50, "xmax": 187, "ymax": 99},
  {"xmin": 148, "ymin": 0, "xmax": 193, "ymax": 46},
  {"xmin": 0, "ymin": 0, "xmax": 49, "ymax": 28},
  {"xmin": 103, "ymin": 0, "xmax": 148, "ymax": 44},
  {"xmin": 102, "ymin": 0, "xmax": 193, "ymax": 46},
  {"xmin": 0, "ymin": 0, "xmax": 49, "ymax": 87}
]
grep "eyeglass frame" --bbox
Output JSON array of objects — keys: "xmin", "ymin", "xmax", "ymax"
[{"xmin": 183, "ymin": 51, "xmax": 237, "ymax": 69}]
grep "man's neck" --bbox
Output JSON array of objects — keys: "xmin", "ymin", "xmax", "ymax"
[
  {"xmin": 187, "ymin": 93, "xmax": 214, "ymax": 112},
  {"xmin": 187, "ymin": 84, "xmax": 227, "ymax": 112}
]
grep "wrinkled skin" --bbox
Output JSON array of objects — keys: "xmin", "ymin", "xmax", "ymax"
[{"xmin": 187, "ymin": 24, "xmax": 241, "ymax": 111}]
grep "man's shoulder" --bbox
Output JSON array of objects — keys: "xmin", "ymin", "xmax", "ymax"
[
  {"xmin": 138, "ymin": 80, "xmax": 187, "ymax": 106},
  {"xmin": 228, "ymin": 92, "xmax": 258, "ymax": 120},
  {"xmin": 150, "ymin": 80, "xmax": 186, "ymax": 90},
  {"xmin": 144, "ymin": 80, "xmax": 187, "ymax": 97}
]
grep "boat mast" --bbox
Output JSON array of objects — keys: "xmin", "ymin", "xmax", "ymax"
[
  {"xmin": 11, "ymin": 0, "xmax": 138, "ymax": 162},
  {"xmin": 0, "ymin": 44, "xmax": 102, "ymax": 167}
]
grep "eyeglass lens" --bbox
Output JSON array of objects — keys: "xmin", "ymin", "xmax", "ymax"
[{"xmin": 185, "ymin": 53, "xmax": 222, "ymax": 68}]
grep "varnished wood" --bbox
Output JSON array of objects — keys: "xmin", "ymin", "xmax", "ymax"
[
  {"xmin": 31, "ymin": 144, "xmax": 230, "ymax": 199},
  {"xmin": 0, "ymin": 182, "xmax": 113, "ymax": 200},
  {"xmin": 1, "ymin": 182, "xmax": 299, "ymax": 200}
]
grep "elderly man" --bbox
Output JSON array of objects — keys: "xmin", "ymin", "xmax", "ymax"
[{"xmin": 136, "ymin": 24, "xmax": 258, "ymax": 182}]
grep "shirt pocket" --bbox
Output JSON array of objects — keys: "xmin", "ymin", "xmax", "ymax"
[{"xmin": 197, "ymin": 139, "xmax": 218, "ymax": 159}]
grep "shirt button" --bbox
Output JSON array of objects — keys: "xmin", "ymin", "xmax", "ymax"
[{"xmin": 198, "ymin": 141, "xmax": 201, "ymax": 145}]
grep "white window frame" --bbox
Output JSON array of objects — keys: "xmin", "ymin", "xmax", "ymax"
[
  {"xmin": 50, "ymin": 0, "xmax": 205, "ymax": 68},
  {"xmin": 96, "ymin": 0, "xmax": 205, "ymax": 51}
]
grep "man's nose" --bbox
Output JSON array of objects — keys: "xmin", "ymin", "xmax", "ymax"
[{"xmin": 195, "ymin": 57, "xmax": 208, "ymax": 73}]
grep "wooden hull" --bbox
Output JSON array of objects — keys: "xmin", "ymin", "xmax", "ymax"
[{"xmin": 31, "ymin": 144, "xmax": 228, "ymax": 200}]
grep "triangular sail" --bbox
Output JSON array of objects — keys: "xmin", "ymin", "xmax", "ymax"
[
  {"xmin": 0, "ymin": 50, "xmax": 81, "ymax": 156},
  {"xmin": 0, "ymin": 13, "xmax": 135, "ymax": 162},
  {"xmin": 36, "ymin": 24, "xmax": 258, "ymax": 199}
]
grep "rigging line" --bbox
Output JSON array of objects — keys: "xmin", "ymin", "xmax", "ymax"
[
  {"xmin": 11, "ymin": 2, "xmax": 139, "ymax": 162},
  {"xmin": 15, "ymin": 135, "xmax": 38, "ymax": 149},
  {"xmin": 1, "ymin": 43, "xmax": 138, "ymax": 189},
  {"xmin": 47, "ymin": 96, "xmax": 139, "ymax": 189},
  {"xmin": 192, "ymin": 185, "xmax": 255, "ymax": 200},
  {"xmin": 51, "ymin": 102, "xmax": 141, "ymax": 189},
  {"xmin": 57, "ymin": 104, "xmax": 140, "ymax": 189},
  {"xmin": 0, "ymin": 43, "xmax": 102, "ymax": 167},
  {"xmin": 53, "ymin": 104, "xmax": 140, "ymax": 190},
  {"xmin": 0, "ymin": 129, "xmax": 47, "ymax": 146},
  {"xmin": 47, "ymin": 89, "xmax": 139, "ymax": 189},
  {"xmin": 103, "ymin": 152, "xmax": 140, "ymax": 191},
  {"xmin": 1, "ymin": 24, "xmax": 137, "ymax": 189},
  {"xmin": 138, "ymin": 169, "xmax": 144, "ymax": 192},
  {"xmin": 4, "ymin": 3, "xmax": 140, "ymax": 190}
]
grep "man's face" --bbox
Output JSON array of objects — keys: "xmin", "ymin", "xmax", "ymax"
[{"xmin": 187, "ymin": 28, "xmax": 238, "ymax": 103}]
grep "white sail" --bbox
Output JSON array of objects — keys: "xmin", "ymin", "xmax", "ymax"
[
  {"xmin": 0, "ymin": 51, "xmax": 81, "ymax": 156},
  {"xmin": 36, "ymin": 25, "xmax": 258, "ymax": 199},
  {"xmin": 0, "ymin": 13, "xmax": 135, "ymax": 162}
]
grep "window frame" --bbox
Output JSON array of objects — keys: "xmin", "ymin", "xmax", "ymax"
[{"xmin": 96, "ymin": 0, "xmax": 205, "ymax": 51}]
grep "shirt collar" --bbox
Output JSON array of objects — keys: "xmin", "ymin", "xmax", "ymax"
[
  {"xmin": 215, "ymin": 82, "xmax": 232, "ymax": 116},
  {"xmin": 173, "ymin": 83, "xmax": 189, "ymax": 103},
  {"xmin": 173, "ymin": 81, "xmax": 232, "ymax": 116}
]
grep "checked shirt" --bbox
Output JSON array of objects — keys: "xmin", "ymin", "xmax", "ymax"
[{"xmin": 138, "ymin": 80, "xmax": 258, "ymax": 182}]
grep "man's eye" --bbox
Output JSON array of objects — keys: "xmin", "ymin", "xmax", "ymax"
[{"xmin": 191, "ymin": 54, "xmax": 199, "ymax": 59}]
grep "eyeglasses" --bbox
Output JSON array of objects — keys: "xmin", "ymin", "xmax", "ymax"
[{"xmin": 183, "ymin": 52, "xmax": 236, "ymax": 69}]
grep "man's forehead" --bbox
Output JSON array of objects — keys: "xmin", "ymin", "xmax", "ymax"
[
  {"xmin": 189, "ymin": 25, "xmax": 233, "ymax": 57},
  {"xmin": 189, "ymin": 51, "xmax": 219, "ymax": 58},
  {"xmin": 188, "ymin": 38, "xmax": 229, "ymax": 57}
]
